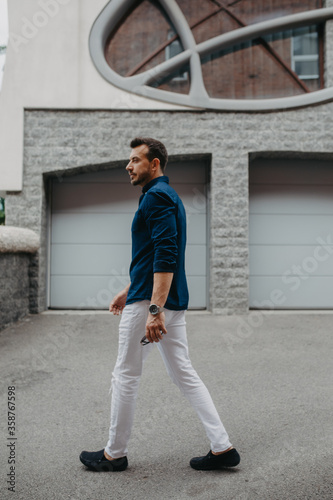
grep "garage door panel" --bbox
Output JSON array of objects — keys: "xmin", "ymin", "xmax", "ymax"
[
  {"xmin": 51, "ymin": 213, "xmax": 132, "ymax": 244},
  {"xmin": 250, "ymin": 276, "xmax": 333, "ymax": 309},
  {"xmin": 62, "ymin": 169, "xmax": 128, "ymax": 183},
  {"xmin": 186, "ymin": 214, "xmax": 206, "ymax": 245},
  {"xmin": 175, "ymin": 184, "xmax": 206, "ymax": 215},
  {"xmin": 168, "ymin": 163, "xmax": 207, "ymax": 183},
  {"xmin": 250, "ymin": 185, "xmax": 333, "ymax": 214},
  {"xmin": 251, "ymin": 159, "xmax": 333, "ymax": 185},
  {"xmin": 52, "ymin": 183, "xmax": 137, "ymax": 213},
  {"xmin": 185, "ymin": 245, "xmax": 206, "ymax": 276},
  {"xmin": 51, "ymin": 244, "xmax": 131, "ymax": 275},
  {"xmin": 186, "ymin": 276, "xmax": 207, "ymax": 309},
  {"xmin": 249, "ymin": 215, "xmax": 333, "ymax": 245},
  {"xmin": 250, "ymin": 245, "xmax": 333, "ymax": 276},
  {"xmin": 50, "ymin": 275, "xmax": 130, "ymax": 308}
]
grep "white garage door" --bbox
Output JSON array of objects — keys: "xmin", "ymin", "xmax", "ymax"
[
  {"xmin": 249, "ymin": 158, "xmax": 333, "ymax": 309},
  {"xmin": 49, "ymin": 161, "xmax": 208, "ymax": 309}
]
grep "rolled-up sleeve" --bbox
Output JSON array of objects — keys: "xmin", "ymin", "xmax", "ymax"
[{"xmin": 142, "ymin": 191, "xmax": 178, "ymax": 273}]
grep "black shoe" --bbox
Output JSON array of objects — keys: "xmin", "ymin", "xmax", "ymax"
[
  {"xmin": 190, "ymin": 448, "xmax": 240, "ymax": 471},
  {"xmin": 79, "ymin": 449, "xmax": 128, "ymax": 472}
]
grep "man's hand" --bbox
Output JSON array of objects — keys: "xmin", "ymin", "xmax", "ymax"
[
  {"xmin": 145, "ymin": 311, "xmax": 167, "ymax": 343},
  {"xmin": 143, "ymin": 272, "xmax": 173, "ymax": 343},
  {"xmin": 109, "ymin": 285, "xmax": 130, "ymax": 315}
]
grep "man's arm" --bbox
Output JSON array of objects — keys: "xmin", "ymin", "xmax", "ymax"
[
  {"xmin": 145, "ymin": 272, "xmax": 173, "ymax": 343},
  {"xmin": 141, "ymin": 191, "xmax": 177, "ymax": 342},
  {"xmin": 109, "ymin": 283, "xmax": 130, "ymax": 315}
]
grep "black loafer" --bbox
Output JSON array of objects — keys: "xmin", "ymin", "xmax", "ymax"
[
  {"xmin": 190, "ymin": 448, "xmax": 240, "ymax": 470},
  {"xmin": 79, "ymin": 449, "xmax": 128, "ymax": 472}
]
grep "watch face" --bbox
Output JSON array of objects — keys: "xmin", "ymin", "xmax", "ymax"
[{"xmin": 149, "ymin": 304, "xmax": 158, "ymax": 315}]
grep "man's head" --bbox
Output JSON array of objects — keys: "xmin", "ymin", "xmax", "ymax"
[
  {"xmin": 130, "ymin": 137, "xmax": 168, "ymax": 171},
  {"xmin": 126, "ymin": 137, "xmax": 168, "ymax": 187}
]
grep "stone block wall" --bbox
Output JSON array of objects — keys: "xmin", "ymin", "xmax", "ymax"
[
  {"xmin": 5, "ymin": 104, "xmax": 333, "ymax": 314},
  {"xmin": 0, "ymin": 253, "xmax": 30, "ymax": 330},
  {"xmin": 0, "ymin": 227, "xmax": 40, "ymax": 331}
]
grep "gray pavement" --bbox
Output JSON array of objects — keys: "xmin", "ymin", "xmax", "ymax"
[{"xmin": 0, "ymin": 310, "xmax": 333, "ymax": 500}]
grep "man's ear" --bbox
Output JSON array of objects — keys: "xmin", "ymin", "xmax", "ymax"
[{"xmin": 151, "ymin": 157, "xmax": 161, "ymax": 172}]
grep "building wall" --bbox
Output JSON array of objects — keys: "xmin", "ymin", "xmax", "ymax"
[
  {"xmin": 4, "ymin": 105, "xmax": 333, "ymax": 314},
  {"xmin": 2, "ymin": 1, "xmax": 333, "ymax": 314},
  {"xmin": 1, "ymin": 1, "xmax": 333, "ymax": 190},
  {"xmin": 0, "ymin": 0, "xmax": 186, "ymax": 191}
]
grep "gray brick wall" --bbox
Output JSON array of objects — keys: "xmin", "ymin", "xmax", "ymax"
[
  {"xmin": 5, "ymin": 104, "xmax": 333, "ymax": 314},
  {"xmin": 0, "ymin": 253, "xmax": 31, "ymax": 330}
]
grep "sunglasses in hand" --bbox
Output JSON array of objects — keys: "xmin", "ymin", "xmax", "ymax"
[{"xmin": 140, "ymin": 331, "xmax": 165, "ymax": 346}]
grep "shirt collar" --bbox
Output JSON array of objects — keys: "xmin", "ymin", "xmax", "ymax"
[{"xmin": 142, "ymin": 175, "xmax": 169, "ymax": 193}]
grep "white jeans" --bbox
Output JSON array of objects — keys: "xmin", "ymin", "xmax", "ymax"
[{"xmin": 105, "ymin": 301, "xmax": 232, "ymax": 458}]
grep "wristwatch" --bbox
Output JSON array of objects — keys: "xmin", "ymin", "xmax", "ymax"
[{"xmin": 149, "ymin": 304, "xmax": 164, "ymax": 315}]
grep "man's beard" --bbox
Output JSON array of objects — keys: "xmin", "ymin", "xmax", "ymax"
[{"xmin": 131, "ymin": 171, "xmax": 150, "ymax": 186}]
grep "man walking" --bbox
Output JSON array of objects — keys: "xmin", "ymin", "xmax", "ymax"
[{"xmin": 80, "ymin": 137, "xmax": 240, "ymax": 472}]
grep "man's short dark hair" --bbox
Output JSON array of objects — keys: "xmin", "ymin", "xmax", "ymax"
[{"xmin": 130, "ymin": 137, "xmax": 168, "ymax": 172}]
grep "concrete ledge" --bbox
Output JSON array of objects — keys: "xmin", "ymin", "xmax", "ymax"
[{"xmin": 0, "ymin": 226, "xmax": 40, "ymax": 253}]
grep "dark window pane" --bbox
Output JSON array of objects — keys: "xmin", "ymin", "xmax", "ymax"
[{"xmin": 293, "ymin": 26, "xmax": 318, "ymax": 56}]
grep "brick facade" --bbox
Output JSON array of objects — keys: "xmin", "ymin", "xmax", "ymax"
[{"xmin": 5, "ymin": 103, "xmax": 333, "ymax": 314}]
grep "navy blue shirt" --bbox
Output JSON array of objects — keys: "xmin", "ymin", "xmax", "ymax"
[{"xmin": 126, "ymin": 176, "xmax": 189, "ymax": 310}]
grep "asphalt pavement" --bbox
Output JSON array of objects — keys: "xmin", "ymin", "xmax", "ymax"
[{"xmin": 0, "ymin": 310, "xmax": 332, "ymax": 500}]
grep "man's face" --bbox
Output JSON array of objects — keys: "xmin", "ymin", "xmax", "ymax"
[
  {"xmin": 126, "ymin": 145, "xmax": 154, "ymax": 187},
  {"xmin": 126, "ymin": 144, "xmax": 153, "ymax": 186}
]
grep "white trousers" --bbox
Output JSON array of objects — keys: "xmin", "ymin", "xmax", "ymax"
[{"xmin": 105, "ymin": 301, "xmax": 232, "ymax": 458}]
